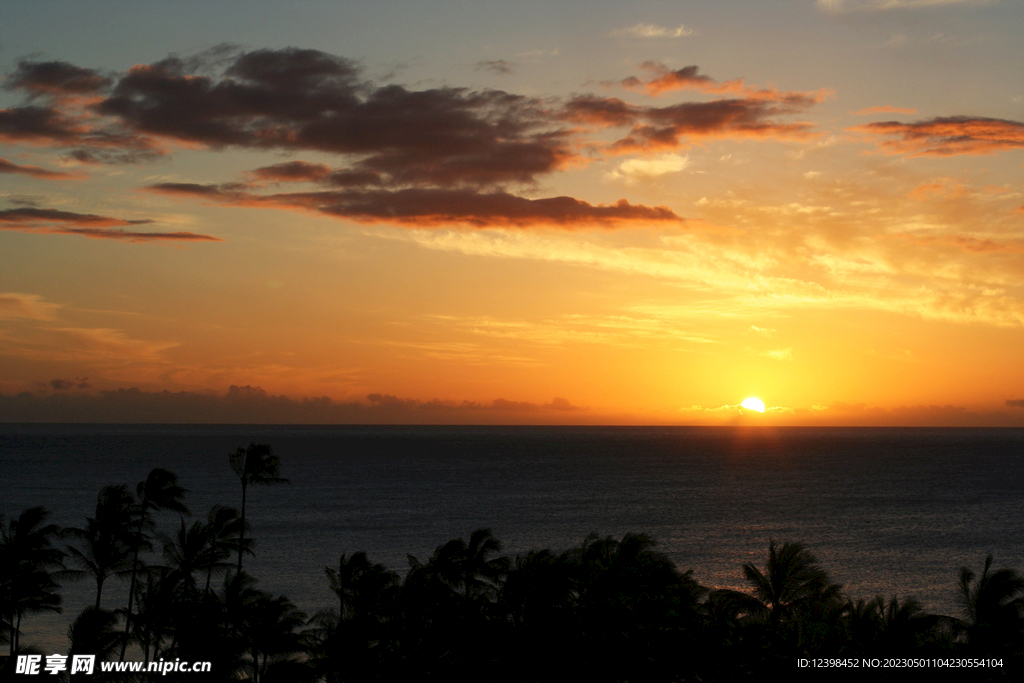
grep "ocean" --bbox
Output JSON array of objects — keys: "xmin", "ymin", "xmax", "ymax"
[{"xmin": 3, "ymin": 424, "xmax": 1023, "ymax": 653}]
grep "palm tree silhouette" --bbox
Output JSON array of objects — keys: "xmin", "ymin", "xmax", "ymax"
[
  {"xmin": 739, "ymin": 539, "xmax": 841, "ymax": 627},
  {"xmin": 201, "ymin": 505, "xmax": 249, "ymax": 596},
  {"xmin": 242, "ymin": 592, "xmax": 307, "ymax": 683},
  {"xmin": 66, "ymin": 607, "xmax": 121, "ymax": 681},
  {"xmin": 958, "ymin": 555, "xmax": 1024, "ymax": 655},
  {"xmin": 120, "ymin": 468, "xmax": 189, "ymax": 660},
  {"xmin": 61, "ymin": 485, "xmax": 136, "ymax": 611},
  {"xmin": 230, "ymin": 443, "xmax": 288, "ymax": 575},
  {"xmin": 0, "ymin": 507, "xmax": 65, "ymax": 655}
]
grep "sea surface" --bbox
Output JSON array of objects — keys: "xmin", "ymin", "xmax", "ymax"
[{"xmin": 3, "ymin": 424, "xmax": 1023, "ymax": 652}]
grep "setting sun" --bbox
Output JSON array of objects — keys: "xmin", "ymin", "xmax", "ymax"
[{"xmin": 741, "ymin": 398, "xmax": 766, "ymax": 413}]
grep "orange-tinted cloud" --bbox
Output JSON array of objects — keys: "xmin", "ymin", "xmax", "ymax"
[
  {"xmin": 0, "ymin": 207, "xmax": 221, "ymax": 242},
  {"xmin": 0, "ymin": 157, "xmax": 83, "ymax": 180},
  {"xmin": 148, "ymin": 182, "xmax": 681, "ymax": 228},
  {"xmin": 619, "ymin": 62, "xmax": 832, "ymax": 104},
  {"xmin": 853, "ymin": 105, "xmax": 916, "ymax": 115},
  {"xmin": 854, "ymin": 116, "xmax": 1024, "ymax": 156},
  {"xmin": 907, "ymin": 179, "xmax": 966, "ymax": 200},
  {"xmin": 604, "ymin": 99, "xmax": 819, "ymax": 153},
  {"xmin": 0, "ymin": 292, "xmax": 60, "ymax": 320}
]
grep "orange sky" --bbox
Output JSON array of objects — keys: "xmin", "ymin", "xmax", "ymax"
[{"xmin": 2, "ymin": 0, "xmax": 1023, "ymax": 424}]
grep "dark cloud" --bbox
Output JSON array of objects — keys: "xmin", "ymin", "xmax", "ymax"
[
  {"xmin": 93, "ymin": 48, "xmax": 570, "ymax": 187},
  {"xmin": 1007, "ymin": 399, "xmax": 1024, "ymax": 408},
  {"xmin": 0, "ymin": 386, "xmax": 588, "ymax": 424},
  {"xmin": 50, "ymin": 377, "xmax": 90, "ymax": 390},
  {"xmin": 854, "ymin": 116, "xmax": 1024, "ymax": 156},
  {"xmin": 563, "ymin": 96, "xmax": 638, "ymax": 127},
  {"xmin": 0, "ymin": 105, "xmax": 84, "ymax": 145},
  {"xmin": 251, "ymin": 161, "xmax": 332, "ymax": 182},
  {"xmin": 475, "ymin": 60, "xmax": 515, "ymax": 75},
  {"xmin": 148, "ymin": 182, "xmax": 681, "ymax": 228},
  {"xmin": 0, "ymin": 157, "xmax": 81, "ymax": 179},
  {"xmin": 0, "ymin": 207, "xmax": 221, "ymax": 242},
  {"xmin": 5, "ymin": 60, "xmax": 113, "ymax": 98},
  {"xmin": 0, "ymin": 104, "xmax": 160, "ymax": 162},
  {"xmin": 0, "ymin": 207, "xmax": 152, "ymax": 227},
  {"xmin": 565, "ymin": 96, "xmax": 819, "ymax": 153},
  {"xmin": 2, "ymin": 49, "xmax": 831, "ymax": 228},
  {"xmin": 249, "ymin": 161, "xmax": 382, "ymax": 187}
]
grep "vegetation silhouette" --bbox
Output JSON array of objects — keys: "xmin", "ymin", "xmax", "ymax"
[
  {"xmin": 3, "ymin": 444, "xmax": 1023, "ymax": 682},
  {"xmin": 229, "ymin": 443, "xmax": 288, "ymax": 576},
  {"xmin": 120, "ymin": 468, "xmax": 189, "ymax": 661}
]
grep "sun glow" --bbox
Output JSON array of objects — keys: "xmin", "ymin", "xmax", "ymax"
[{"xmin": 741, "ymin": 397, "xmax": 766, "ymax": 413}]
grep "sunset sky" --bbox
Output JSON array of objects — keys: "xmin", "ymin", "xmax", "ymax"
[{"xmin": 2, "ymin": 0, "xmax": 1023, "ymax": 425}]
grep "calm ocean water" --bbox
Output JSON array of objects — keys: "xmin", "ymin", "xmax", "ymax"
[{"xmin": 3, "ymin": 424, "xmax": 1023, "ymax": 652}]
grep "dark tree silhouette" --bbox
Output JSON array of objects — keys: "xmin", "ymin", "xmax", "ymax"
[
  {"xmin": 120, "ymin": 468, "xmax": 189, "ymax": 660},
  {"xmin": 0, "ymin": 507, "xmax": 65, "ymax": 655},
  {"xmin": 958, "ymin": 555, "xmax": 1024, "ymax": 656},
  {"xmin": 230, "ymin": 443, "xmax": 288, "ymax": 575},
  {"xmin": 61, "ymin": 486, "xmax": 136, "ymax": 611}
]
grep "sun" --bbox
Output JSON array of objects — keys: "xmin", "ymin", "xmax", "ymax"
[{"xmin": 741, "ymin": 397, "xmax": 766, "ymax": 413}]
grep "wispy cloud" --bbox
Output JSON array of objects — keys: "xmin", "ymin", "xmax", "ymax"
[
  {"xmin": 853, "ymin": 105, "xmax": 917, "ymax": 116},
  {"xmin": 475, "ymin": 60, "xmax": 515, "ymax": 75},
  {"xmin": 0, "ymin": 292, "xmax": 61, "ymax": 320},
  {"xmin": 611, "ymin": 23, "xmax": 694, "ymax": 39},
  {"xmin": 817, "ymin": 0, "xmax": 989, "ymax": 12},
  {"xmin": 0, "ymin": 157, "xmax": 83, "ymax": 180},
  {"xmin": 853, "ymin": 116, "xmax": 1024, "ymax": 156},
  {"xmin": 148, "ymin": 183, "xmax": 681, "ymax": 228},
  {"xmin": 0, "ymin": 207, "xmax": 221, "ymax": 242}
]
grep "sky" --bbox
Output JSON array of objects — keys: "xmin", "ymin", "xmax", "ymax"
[{"xmin": 1, "ymin": 0, "xmax": 1023, "ymax": 425}]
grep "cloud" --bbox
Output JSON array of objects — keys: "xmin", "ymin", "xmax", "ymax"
[
  {"xmin": 3, "ymin": 48, "xmax": 835, "ymax": 229},
  {"xmin": 611, "ymin": 23, "xmax": 694, "ymax": 39},
  {"xmin": 0, "ymin": 386, "xmax": 587, "ymax": 424},
  {"xmin": 92, "ymin": 48, "xmax": 573, "ymax": 187},
  {"xmin": 618, "ymin": 62, "xmax": 833, "ymax": 103},
  {"xmin": 853, "ymin": 105, "xmax": 917, "ymax": 115},
  {"xmin": 817, "ymin": 0, "xmax": 988, "ymax": 11},
  {"xmin": 475, "ymin": 60, "xmax": 515, "ymax": 75},
  {"xmin": 1007, "ymin": 399, "xmax": 1024, "ymax": 408},
  {"xmin": 248, "ymin": 161, "xmax": 382, "ymax": 187},
  {"xmin": 0, "ymin": 157, "xmax": 83, "ymax": 180},
  {"xmin": 608, "ymin": 153, "xmax": 689, "ymax": 184},
  {"xmin": 50, "ymin": 377, "xmax": 90, "ymax": 390},
  {"xmin": 148, "ymin": 182, "xmax": 681, "ymax": 228},
  {"xmin": 609, "ymin": 99, "xmax": 821, "ymax": 153},
  {"xmin": 0, "ymin": 292, "xmax": 60, "ymax": 320},
  {"xmin": 0, "ymin": 207, "xmax": 221, "ymax": 242},
  {"xmin": 563, "ymin": 93, "xmax": 822, "ymax": 154},
  {"xmin": 854, "ymin": 116, "xmax": 1024, "ymax": 156},
  {"xmin": 761, "ymin": 348, "xmax": 793, "ymax": 361},
  {"xmin": 5, "ymin": 60, "xmax": 113, "ymax": 98}
]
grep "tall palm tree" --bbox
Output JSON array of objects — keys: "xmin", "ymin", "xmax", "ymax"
[
  {"xmin": 230, "ymin": 443, "xmax": 288, "ymax": 575},
  {"xmin": 0, "ymin": 507, "xmax": 65, "ymax": 655},
  {"xmin": 61, "ymin": 486, "xmax": 136, "ymax": 611},
  {"xmin": 120, "ymin": 468, "xmax": 189, "ymax": 659}
]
